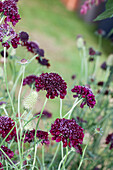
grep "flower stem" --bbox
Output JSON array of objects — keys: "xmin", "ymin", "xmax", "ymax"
[
  {"xmin": 77, "ymin": 139, "xmax": 90, "ymax": 170},
  {"xmin": 42, "ymin": 145, "xmax": 45, "ymax": 170},
  {"xmin": 48, "ymin": 143, "xmax": 60, "ymax": 169},
  {"xmin": 32, "ymin": 98, "xmax": 48, "ymax": 170},
  {"xmin": 3, "ymin": 107, "xmax": 8, "ymax": 116},
  {"xmin": 60, "ymin": 99, "xmax": 63, "ymax": 118}
]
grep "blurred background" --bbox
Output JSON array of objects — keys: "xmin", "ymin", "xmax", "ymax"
[{"xmin": 15, "ymin": 0, "xmax": 113, "ymax": 118}]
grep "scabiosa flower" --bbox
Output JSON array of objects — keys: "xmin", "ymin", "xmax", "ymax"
[
  {"xmin": 71, "ymin": 85, "xmax": 96, "ymax": 108},
  {"xmin": 0, "ymin": 2, "xmax": 3, "ymax": 13},
  {"xmin": 101, "ymin": 62, "xmax": 107, "ymax": 70},
  {"xmin": 23, "ymin": 41, "xmax": 39, "ymax": 53},
  {"xmin": 36, "ymin": 57, "xmax": 50, "ymax": 67},
  {"xmin": 19, "ymin": 31, "xmax": 29, "ymax": 42},
  {"xmin": 0, "ymin": 23, "xmax": 20, "ymax": 49},
  {"xmin": 35, "ymin": 72, "xmax": 67, "ymax": 99},
  {"xmin": 0, "ymin": 116, "xmax": 17, "ymax": 142},
  {"xmin": 0, "ymin": 50, "xmax": 8, "ymax": 58},
  {"xmin": 50, "ymin": 118, "xmax": 84, "ymax": 154},
  {"xmin": 36, "ymin": 130, "xmax": 50, "ymax": 145},
  {"xmin": 2, "ymin": 0, "xmax": 21, "ymax": 26},
  {"xmin": 0, "ymin": 162, "xmax": 3, "ymax": 170},
  {"xmin": 0, "ymin": 145, "xmax": 14, "ymax": 159},
  {"xmin": 23, "ymin": 75, "xmax": 38, "ymax": 87},
  {"xmin": 76, "ymin": 35, "xmax": 85, "ymax": 49},
  {"xmin": 36, "ymin": 48, "xmax": 44, "ymax": 57},
  {"xmin": 24, "ymin": 129, "xmax": 50, "ymax": 145},
  {"xmin": 34, "ymin": 110, "xmax": 52, "ymax": 119},
  {"xmin": 105, "ymin": 133, "xmax": 113, "ymax": 150},
  {"xmin": 24, "ymin": 129, "xmax": 35, "ymax": 143}
]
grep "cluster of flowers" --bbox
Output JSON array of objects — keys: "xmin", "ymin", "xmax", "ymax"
[
  {"xmin": 71, "ymin": 85, "xmax": 96, "ymax": 108},
  {"xmin": 80, "ymin": 0, "xmax": 105, "ymax": 15},
  {"xmin": 19, "ymin": 31, "xmax": 50, "ymax": 67}
]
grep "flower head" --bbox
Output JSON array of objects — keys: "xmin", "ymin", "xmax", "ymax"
[
  {"xmin": 71, "ymin": 74, "xmax": 76, "ymax": 80},
  {"xmin": 89, "ymin": 47, "xmax": 96, "ymax": 56},
  {"xmin": 0, "ymin": 145, "xmax": 14, "ymax": 159},
  {"xmin": 50, "ymin": 118, "xmax": 84, "ymax": 154},
  {"xmin": 101, "ymin": 62, "xmax": 107, "ymax": 70},
  {"xmin": 1, "ymin": 50, "xmax": 8, "ymax": 58},
  {"xmin": 36, "ymin": 57, "xmax": 50, "ymax": 67},
  {"xmin": 2, "ymin": 0, "xmax": 21, "ymax": 26},
  {"xmin": 23, "ymin": 75, "xmax": 38, "ymax": 87},
  {"xmin": 19, "ymin": 31, "xmax": 29, "ymax": 42},
  {"xmin": 96, "ymin": 29, "xmax": 106, "ymax": 36},
  {"xmin": 105, "ymin": 133, "xmax": 113, "ymax": 150},
  {"xmin": 71, "ymin": 85, "xmax": 96, "ymax": 108},
  {"xmin": 34, "ymin": 110, "xmax": 52, "ymax": 119},
  {"xmin": 23, "ymin": 129, "xmax": 50, "ymax": 145},
  {"xmin": 35, "ymin": 73, "xmax": 67, "ymax": 99},
  {"xmin": 0, "ymin": 116, "xmax": 17, "ymax": 142}
]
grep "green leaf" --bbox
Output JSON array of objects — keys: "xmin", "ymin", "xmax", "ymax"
[
  {"xmin": 94, "ymin": 0, "xmax": 113, "ymax": 21},
  {"xmin": 107, "ymin": 28, "xmax": 113, "ymax": 37}
]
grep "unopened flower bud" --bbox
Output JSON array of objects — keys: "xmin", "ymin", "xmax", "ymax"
[
  {"xmin": 107, "ymin": 54, "xmax": 113, "ymax": 66},
  {"xmin": 76, "ymin": 35, "xmax": 86, "ymax": 49}
]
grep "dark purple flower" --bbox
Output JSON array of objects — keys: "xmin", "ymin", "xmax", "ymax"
[
  {"xmin": 105, "ymin": 133, "xmax": 113, "ymax": 150},
  {"xmin": 0, "ymin": 101, "xmax": 6, "ymax": 106},
  {"xmin": 0, "ymin": 116, "xmax": 17, "ymax": 142},
  {"xmin": 76, "ymin": 117, "xmax": 87, "ymax": 123},
  {"xmin": 1, "ymin": 50, "xmax": 8, "ymax": 58},
  {"xmin": 34, "ymin": 110, "xmax": 52, "ymax": 119},
  {"xmin": 71, "ymin": 74, "xmax": 76, "ymax": 80},
  {"xmin": 50, "ymin": 118, "xmax": 84, "ymax": 154},
  {"xmin": 97, "ymin": 81, "xmax": 104, "ymax": 86},
  {"xmin": 71, "ymin": 85, "xmax": 96, "ymax": 108},
  {"xmin": 36, "ymin": 48, "xmax": 44, "ymax": 57},
  {"xmin": 23, "ymin": 75, "xmax": 38, "ymax": 87},
  {"xmin": 0, "ymin": 145, "xmax": 14, "ymax": 159},
  {"xmin": 36, "ymin": 130, "xmax": 50, "ymax": 145},
  {"xmin": 36, "ymin": 57, "xmax": 50, "ymax": 67},
  {"xmin": 0, "ymin": 2, "xmax": 3, "ymax": 13},
  {"xmin": 24, "ymin": 129, "xmax": 50, "ymax": 145},
  {"xmin": 0, "ymin": 23, "xmax": 20, "ymax": 49},
  {"xmin": 2, "ymin": 0, "xmax": 21, "ymax": 26},
  {"xmin": 19, "ymin": 31, "xmax": 29, "ymax": 42},
  {"xmin": 35, "ymin": 73, "xmax": 67, "ymax": 99},
  {"xmin": 101, "ymin": 62, "xmax": 107, "ymax": 70},
  {"xmin": 24, "ymin": 129, "xmax": 35, "ymax": 143},
  {"xmin": 23, "ymin": 41, "xmax": 39, "ymax": 54},
  {"xmin": 89, "ymin": 48, "xmax": 96, "ymax": 56},
  {"xmin": 0, "ymin": 162, "xmax": 3, "ymax": 170}
]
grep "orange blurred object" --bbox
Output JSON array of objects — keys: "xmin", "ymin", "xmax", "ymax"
[{"xmin": 61, "ymin": 0, "xmax": 79, "ymax": 11}]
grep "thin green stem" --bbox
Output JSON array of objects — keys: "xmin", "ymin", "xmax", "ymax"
[
  {"xmin": 77, "ymin": 139, "xmax": 90, "ymax": 170},
  {"xmin": 60, "ymin": 99, "xmax": 63, "ymax": 118},
  {"xmin": 42, "ymin": 145, "xmax": 45, "ymax": 170},
  {"xmin": 3, "ymin": 107, "xmax": 8, "ymax": 116},
  {"xmin": 32, "ymin": 98, "xmax": 48, "ymax": 170},
  {"xmin": 61, "ymin": 142, "xmax": 65, "ymax": 170},
  {"xmin": 48, "ymin": 143, "xmax": 60, "ymax": 169}
]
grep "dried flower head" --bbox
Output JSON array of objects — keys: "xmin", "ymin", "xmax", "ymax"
[
  {"xmin": 23, "ymin": 91, "xmax": 38, "ymax": 110},
  {"xmin": 35, "ymin": 72, "xmax": 67, "ymax": 99},
  {"xmin": 0, "ymin": 116, "xmax": 17, "ymax": 142},
  {"xmin": 50, "ymin": 118, "xmax": 84, "ymax": 154},
  {"xmin": 71, "ymin": 85, "xmax": 96, "ymax": 108},
  {"xmin": 71, "ymin": 74, "xmax": 76, "ymax": 80},
  {"xmin": 0, "ymin": 145, "xmax": 14, "ymax": 159},
  {"xmin": 105, "ymin": 133, "xmax": 113, "ymax": 150}
]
